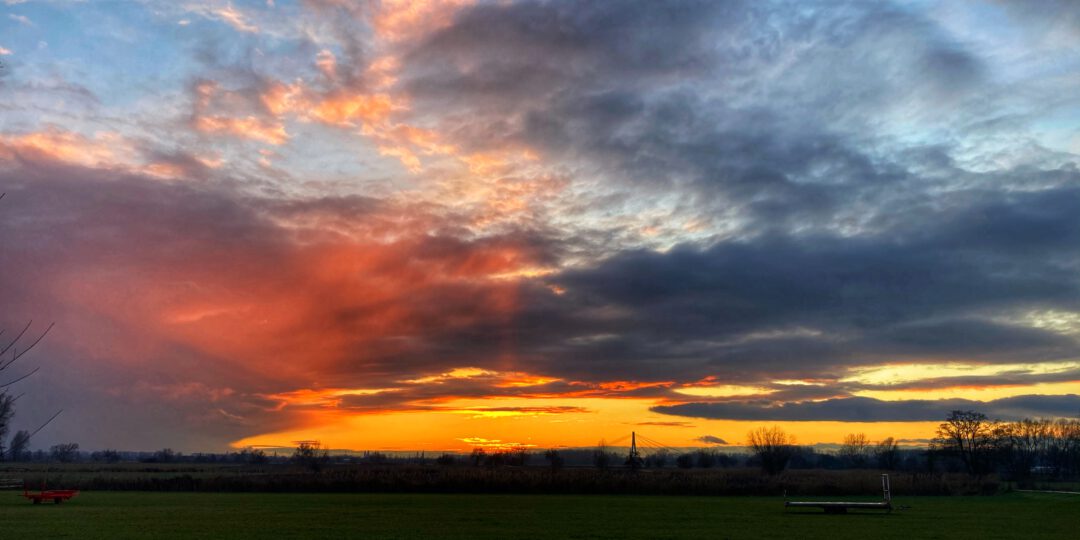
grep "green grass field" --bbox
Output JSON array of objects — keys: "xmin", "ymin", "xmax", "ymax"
[{"xmin": 0, "ymin": 491, "xmax": 1074, "ymax": 539}]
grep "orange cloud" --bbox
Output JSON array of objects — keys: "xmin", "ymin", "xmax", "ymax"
[
  {"xmin": 310, "ymin": 92, "xmax": 396, "ymax": 127},
  {"xmin": 214, "ymin": 5, "xmax": 258, "ymax": 33},
  {"xmin": 41, "ymin": 195, "xmax": 548, "ymax": 392},
  {"xmin": 193, "ymin": 115, "xmax": 288, "ymax": 145},
  {"xmin": 186, "ymin": 3, "xmax": 259, "ymax": 33},
  {"xmin": 192, "ymin": 80, "xmax": 289, "ymax": 145},
  {"xmin": 574, "ymin": 380, "xmax": 677, "ymax": 392},
  {"xmin": 0, "ymin": 127, "xmax": 211, "ymax": 179},
  {"xmin": 0, "ymin": 128, "xmax": 134, "ymax": 168},
  {"xmin": 373, "ymin": 0, "xmax": 475, "ymax": 42}
]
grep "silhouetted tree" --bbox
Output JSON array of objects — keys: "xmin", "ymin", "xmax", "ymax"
[
  {"xmin": 994, "ymin": 418, "xmax": 1051, "ymax": 481},
  {"xmin": 1048, "ymin": 419, "xmax": 1080, "ymax": 478},
  {"xmin": 436, "ymin": 453, "xmax": 456, "ymax": 466},
  {"xmin": 593, "ymin": 439, "xmax": 615, "ymax": 470},
  {"xmin": 695, "ymin": 450, "xmax": 717, "ymax": 468},
  {"xmin": 713, "ymin": 452, "xmax": 739, "ymax": 468},
  {"xmin": 7, "ymin": 430, "xmax": 30, "ymax": 461},
  {"xmin": 839, "ymin": 433, "xmax": 871, "ymax": 468},
  {"xmin": 675, "ymin": 453, "xmax": 695, "ymax": 469},
  {"xmin": 484, "ymin": 450, "xmax": 511, "ymax": 468},
  {"xmin": 747, "ymin": 426, "xmax": 796, "ymax": 475},
  {"xmin": 238, "ymin": 447, "xmax": 267, "ymax": 464},
  {"xmin": 360, "ymin": 451, "xmax": 388, "ymax": 464},
  {"xmin": 875, "ymin": 437, "xmax": 900, "ymax": 470},
  {"xmin": 543, "ymin": 449, "xmax": 564, "ymax": 472},
  {"xmin": 644, "ymin": 450, "xmax": 669, "ymax": 468},
  {"xmin": 292, "ymin": 441, "xmax": 330, "ymax": 472},
  {"xmin": 469, "ymin": 447, "xmax": 486, "ymax": 466},
  {"xmin": 934, "ymin": 410, "xmax": 995, "ymax": 475},
  {"xmin": 0, "ymin": 394, "xmax": 13, "ymax": 460},
  {"xmin": 511, "ymin": 448, "xmax": 530, "ymax": 466},
  {"xmin": 152, "ymin": 448, "xmax": 176, "ymax": 463},
  {"xmin": 50, "ymin": 442, "xmax": 79, "ymax": 463}
]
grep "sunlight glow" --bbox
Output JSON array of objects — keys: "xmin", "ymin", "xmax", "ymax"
[{"xmin": 841, "ymin": 361, "xmax": 1080, "ymax": 386}]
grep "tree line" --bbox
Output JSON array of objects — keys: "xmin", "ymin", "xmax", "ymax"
[{"xmin": 932, "ymin": 410, "xmax": 1080, "ymax": 480}]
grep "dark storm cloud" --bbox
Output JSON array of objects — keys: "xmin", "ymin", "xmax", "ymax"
[
  {"xmin": 696, "ymin": 435, "xmax": 728, "ymax": 445},
  {"xmin": 401, "ymin": 0, "xmax": 987, "ymax": 234},
  {"xmin": 509, "ymin": 181, "xmax": 1080, "ymax": 382},
  {"xmin": 653, "ymin": 395, "xmax": 1080, "ymax": 422}
]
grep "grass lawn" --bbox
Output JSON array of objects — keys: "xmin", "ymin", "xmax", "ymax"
[{"xmin": 0, "ymin": 491, "xmax": 1075, "ymax": 539}]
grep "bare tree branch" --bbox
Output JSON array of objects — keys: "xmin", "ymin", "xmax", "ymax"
[
  {"xmin": 0, "ymin": 367, "xmax": 40, "ymax": 389},
  {"xmin": 0, "ymin": 320, "xmax": 34, "ymax": 358},
  {"xmin": 0, "ymin": 322, "xmax": 54, "ymax": 372}
]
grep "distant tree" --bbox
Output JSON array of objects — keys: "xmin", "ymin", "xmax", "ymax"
[
  {"xmin": 469, "ymin": 447, "xmax": 487, "ymax": 466},
  {"xmin": 101, "ymin": 449, "xmax": 122, "ymax": 464},
  {"xmin": 543, "ymin": 449, "xmax": 564, "ymax": 472},
  {"xmin": 153, "ymin": 448, "xmax": 176, "ymax": 463},
  {"xmin": 747, "ymin": 426, "xmax": 796, "ymax": 475},
  {"xmin": 839, "ymin": 433, "xmax": 871, "ymax": 468},
  {"xmin": 875, "ymin": 437, "xmax": 900, "ymax": 470},
  {"xmin": 644, "ymin": 450, "xmax": 669, "ymax": 469},
  {"xmin": 695, "ymin": 450, "xmax": 717, "ymax": 468},
  {"xmin": 483, "ymin": 450, "xmax": 508, "ymax": 468},
  {"xmin": 511, "ymin": 448, "xmax": 530, "ymax": 466},
  {"xmin": 50, "ymin": 442, "xmax": 80, "ymax": 463},
  {"xmin": 360, "ymin": 451, "xmax": 388, "ymax": 464},
  {"xmin": 675, "ymin": 453, "xmax": 695, "ymax": 469},
  {"xmin": 593, "ymin": 439, "xmax": 611, "ymax": 470},
  {"xmin": 291, "ymin": 441, "xmax": 330, "ymax": 472},
  {"xmin": 0, "ymin": 394, "xmax": 13, "ymax": 460},
  {"xmin": 7, "ymin": 430, "xmax": 30, "ymax": 462},
  {"xmin": 993, "ymin": 418, "xmax": 1058, "ymax": 481},
  {"xmin": 435, "ymin": 453, "xmax": 456, "ymax": 466},
  {"xmin": 713, "ymin": 452, "xmax": 738, "ymax": 468},
  {"xmin": 238, "ymin": 447, "xmax": 267, "ymax": 464},
  {"xmin": 934, "ymin": 410, "xmax": 995, "ymax": 475},
  {"xmin": 1048, "ymin": 419, "xmax": 1080, "ymax": 479}
]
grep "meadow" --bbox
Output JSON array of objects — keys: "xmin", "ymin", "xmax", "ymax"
[
  {"xmin": 0, "ymin": 463, "xmax": 1003, "ymax": 496},
  {"xmin": 0, "ymin": 491, "xmax": 1075, "ymax": 539}
]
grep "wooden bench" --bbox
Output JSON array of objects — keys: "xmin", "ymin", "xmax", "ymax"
[{"xmin": 785, "ymin": 474, "xmax": 893, "ymax": 514}]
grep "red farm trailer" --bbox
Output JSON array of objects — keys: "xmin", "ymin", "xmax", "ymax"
[{"xmin": 23, "ymin": 487, "xmax": 79, "ymax": 504}]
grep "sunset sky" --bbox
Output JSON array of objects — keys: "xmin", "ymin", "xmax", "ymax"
[{"xmin": 2, "ymin": 0, "xmax": 1080, "ymax": 454}]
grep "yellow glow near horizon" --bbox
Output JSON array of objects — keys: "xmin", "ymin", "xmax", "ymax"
[
  {"xmin": 401, "ymin": 367, "xmax": 497, "ymax": 384},
  {"xmin": 232, "ymin": 395, "xmax": 943, "ymax": 451},
  {"xmin": 772, "ymin": 379, "xmax": 827, "ymax": 386},
  {"xmin": 855, "ymin": 381, "xmax": 1080, "ymax": 401},
  {"xmin": 1019, "ymin": 310, "xmax": 1080, "ymax": 335},
  {"xmin": 841, "ymin": 361, "xmax": 1080, "ymax": 386},
  {"xmin": 674, "ymin": 385, "xmax": 776, "ymax": 397}
]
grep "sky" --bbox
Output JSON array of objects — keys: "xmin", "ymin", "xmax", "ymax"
[{"xmin": 1, "ymin": 0, "xmax": 1079, "ymax": 454}]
